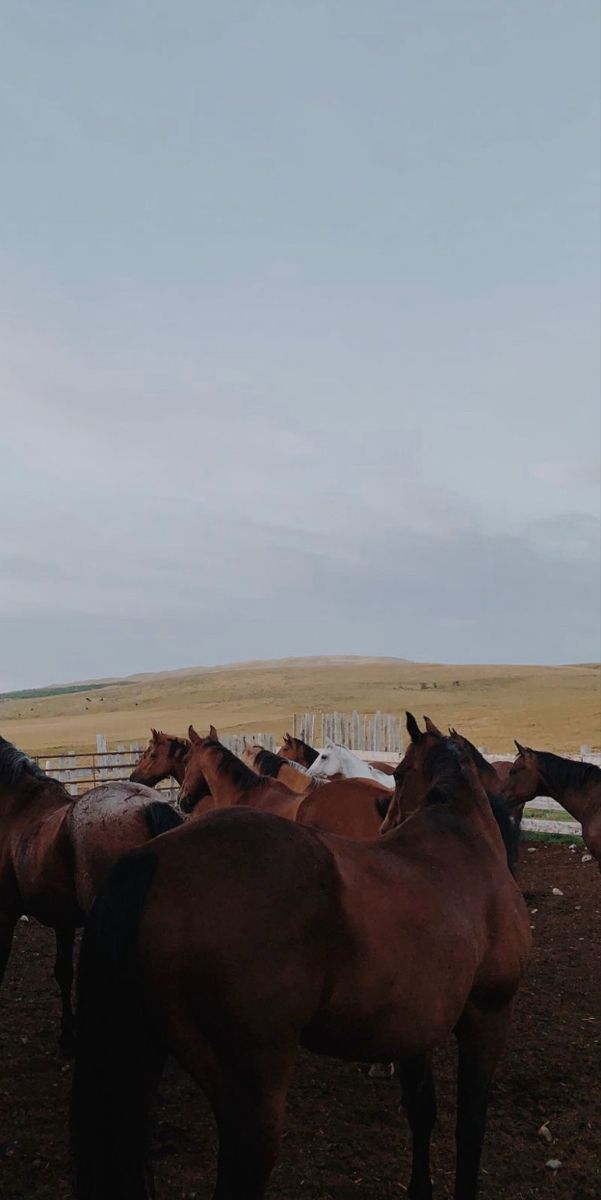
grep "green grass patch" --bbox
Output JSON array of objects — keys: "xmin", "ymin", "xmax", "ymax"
[
  {"xmin": 0, "ymin": 681, "xmax": 131, "ymax": 702},
  {"xmin": 522, "ymin": 831, "xmax": 584, "ymax": 846}
]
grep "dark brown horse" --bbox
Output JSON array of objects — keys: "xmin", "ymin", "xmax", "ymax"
[
  {"xmin": 72, "ymin": 737, "xmax": 530, "ymax": 1199},
  {"xmin": 381, "ymin": 716, "xmax": 519, "ymax": 872},
  {"xmin": 448, "ymin": 729, "xmax": 525, "ymax": 838},
  {"xmin": 181, "ymin": 729, "xmax": 391, "ymax": 840},
  {"xmin": 506, "ymin": 744, "xmax": 601, "ymax": 869},
  {"xmin": 130, "ymin": 729, "xmax": 190, "ymax": 789},
  {"xmin": 0, "ymin": 735, "xmax": 181, "ymax": 1053}
]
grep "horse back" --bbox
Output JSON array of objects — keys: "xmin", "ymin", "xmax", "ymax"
[{"xmin": 296, "ymin": 778, "xmax": 389, "ymax": 840}]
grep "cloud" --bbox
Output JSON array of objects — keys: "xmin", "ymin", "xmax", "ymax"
[{"xmin": 530, "ymin": 460, "xmax": 601, "ymax": 488}]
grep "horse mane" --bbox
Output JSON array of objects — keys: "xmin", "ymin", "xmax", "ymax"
[
  {"xmin": 211, "ymin": 741, "xmax": 261, "ymax": 791},
  {"xmin": 424, "ymin": 739, "xmax": 516, "ymax": 870},
  {"xmin": 532, "ymin": 749, "xmax": 601, "ymax": 794},
  {"xmin": 291, "ymin": 736, "xmax": 319, "ymax": 766},
  {"xmin": 254, "ymin": 748, "xmax": 288, "ymax": 779},
  {"xmin": 450, "ymin": 732, "xmax": 497, "ymax": 777},
  {"xmin": 0, "ymin": 735, "xmax": 61, "ymax": 790},
  {"xmin": 165, "ymin": 736, "xmax": 189, "ymax": 759}
]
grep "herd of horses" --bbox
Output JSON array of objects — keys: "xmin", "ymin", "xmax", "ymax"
[{"xmin": 0, "ymin": 715, "xmax": 600, "ymax": 1199}]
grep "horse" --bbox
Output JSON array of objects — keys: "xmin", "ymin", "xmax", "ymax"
[
  {"xmin": 0, "ymin": 734, "xmax": 181, "ymax": 1054},
  {"xmin": 278, "ymin": 730, "xmax": 397, "ymax": 775},
  {"xmin": 242, "ymin": 744, "xmax": 322, "ymax": 794},
  {"xmin": 130, "ymin": 729, "xmax": 190, "ymax": 789},
  {"xmin": 505, "ymin": 743, "xmax": 601, "ymax": 870},
  {"xmin": 72, "ymin": 737, "xmax": 530, "ymax": 1200},
  {"xmin": 276, "ymin": 731, "xmax": 319, "ymax": 768},
  {"xmin": 448, "ymin": 728, "xmax": 525, "ymax": 840},
  {"xmin": 180, "ymin": 728, "xmax": 392, "ymax": 840},
  {"xmin": 380, "ymin": 715, "xmax": 519, "ymax": 873},
  {"xmin": 307, "ymin": 739, "xmax": 395, "ymax": 789},
  {"xmin": 180, "ymin": 727, "xmax": 302, "ymax": 819}
]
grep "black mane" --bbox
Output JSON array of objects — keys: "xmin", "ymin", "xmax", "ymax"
[
  {"xmin": 0, "ymin": 735, "xmax": 50, "ymax": 787},
  {"xmin": 533, "ymin": 749, "xmax": 601, "ymax": 794},
  {"xmin": 213, "ymin": 742, "xmax": 261, "ymax": 792},
  {"xmin": 423, "ymin": 738, "xmax": 517, "ymax": 872},
  {"xmin": 291, "ymin": 736, "xmax": 319, "ymax": 766},
  {"xmin": 451, "ymin": 733, "xmax": 497, "ymax": 778},
  {"xmin": 254, "ymin": 747, "xmax": 287, "ymax": 778},
  {"xmin": 167, "ymin": 737, "xmax": 189, "ymax": 761}
]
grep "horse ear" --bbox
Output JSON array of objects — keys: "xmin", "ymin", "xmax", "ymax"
[
  {"xmin": 151, "ymin": 728, "xmax": 158, "ymax": 742},
  {"xmin": 189, "ymin": 725, "xmax": 200, "ymax": 744},
  {"xmin": 423, "ymin": 716, "xmax": 443, "ymax": 737},
  {"xmin": 209, "ymin": 724, "xmax": 218, "ymax": 740},
  {"xmin": 406, "ymin": 712, "xmax": 422, "ymax": 743},
  {"xmin": 514, "ymin": 740, "xmax": 533, "ymax": 759}
]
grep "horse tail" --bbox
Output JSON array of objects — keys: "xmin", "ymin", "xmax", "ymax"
[
  {"xmin": 375, "ymin": 793, "xmax": 391, "ymax": 821},
  {"xmin": 143, "ymin": 799, "xmax": 183, "ymax": 838},
  {"xmin": 489, "ymin": 795, "xmax": 520, "ymax": 875},
  {"xmin": 71, "ymin": 848, "xmax": 160, "ymax": 1199}
]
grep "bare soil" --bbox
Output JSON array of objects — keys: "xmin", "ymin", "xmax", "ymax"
[{"xmin": 1, "ymin": 842, "xmax": 599, "ymax": 1199}]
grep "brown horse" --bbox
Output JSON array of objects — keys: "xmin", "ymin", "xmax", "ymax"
[
  {"xmin": 242, "ymin": 744, "xmax": 322, "ymax": 794},
  {"xmin": 0, "ymin": 735, "xmax": 181, "ymax": 1053},
  {"xmin": 276, "ymin": 731, "xmax": 319, "ymax": 767},
  {"xmin": 277, "ymin": 730, "xmax": 397, "ymax": 775},
  {"xmin": 381, "ymin": 716, "xmax": 519, "ymax": 872},
  {"xmin": 182, "ymin": 729, "xmax": 391, "ymax": 840},
  {"xmin": 72, "ymin": 737, "xmax": 530, "ymax": 1199},
  {"xmin": 506, "ymin": 744, "xmax": 601, "ymax": 870},
  {"xmin": 448, "ymin": 729, "xmax": 524, "ymax": 838},
  {"xmin": 130, "ymin": 729, "xmax": 190, "ymax": 789},
  {"xmin": 180, "ymin": 728, "xmax": 302, "ymax": 820}
]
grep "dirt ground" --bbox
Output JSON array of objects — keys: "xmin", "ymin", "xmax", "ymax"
[{"xmin": 1, "ymin": 842, "xmax": 599, "ymax": 1200}]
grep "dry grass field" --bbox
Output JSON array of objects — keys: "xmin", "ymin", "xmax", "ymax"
[{"xmin": 1, "ymin": 656, "xmax": 599, "ymax": 757}]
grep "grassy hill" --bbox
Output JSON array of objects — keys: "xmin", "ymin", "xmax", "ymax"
[{"xmin": 1, "ymin": 657, "xmax": 599, "ymax": 756}]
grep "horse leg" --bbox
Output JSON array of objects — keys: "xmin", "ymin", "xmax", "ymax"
[
  {"xmin": 453, "ymin": 1002, "xmax": 511, "ymax": 1200},
  {"xmin": 212, "ymin": 1079, "xmax": 290, "ymax": 1200},
  {"xmin": 398, "ymin": 1053, "xmax": 437, "ymax": 1200},
  {"xmin": 173, "ymin": 1032, "xmax": 293, "ymax": 1200},
  {"xmin": 0, "ymin": 912, "xmax": 16, "ymax": 985},
  {"xmin": 54, "ymin": 926, "xmax": 76, "ymax": 1056}
]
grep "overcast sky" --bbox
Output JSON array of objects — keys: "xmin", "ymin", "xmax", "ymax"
[{"xmin": 1, "ymin": 1, "xmax": 599, "ymax": 690}]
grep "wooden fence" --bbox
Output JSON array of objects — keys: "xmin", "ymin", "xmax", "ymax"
[
  {"xmin": 33, "ymin": 732, "xmax": 278, "ymax": 797},
  {"xmin": 292, "ymin": 711, "xmax": 403, "ymax": 755},
  {"xmin": 31, "ymin": 725, "xmax": 599, "ymax": 841}
]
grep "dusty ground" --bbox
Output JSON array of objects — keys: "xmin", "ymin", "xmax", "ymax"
[
  {"xmin": 2, "ymin": 656, "xmax": 600, "ymax": 755},
  {"xmin": 1, "ymin": 842, "xmax": 600, "ymax": 1199}
]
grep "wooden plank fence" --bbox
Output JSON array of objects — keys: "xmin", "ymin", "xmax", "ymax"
[
  {"xmin": 31, "ymin": 722, "xmax": 599, "ymax": 841},
  {"xmin": 292, "ymin": 711, "xmax": 403, "ymax": 755}
]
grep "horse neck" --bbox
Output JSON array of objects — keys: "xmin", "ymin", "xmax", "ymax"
[
  {"xmin": 198, "ymin": 747, "xmax": 261, "ymax": 807},
  {"xmin": 0, "ymin": 774, "xmax": 69, "ymax": 825},
  {"xmin": 340, "ymin": 751, "xmax": 371, "ymax": 781},
  {"xmin": 539, "ymin": 771, "xmax": 601, "ymax": 825},
  {"xmin": 170, "ymin": 756, "xmax": 188, "ymax": 786}
]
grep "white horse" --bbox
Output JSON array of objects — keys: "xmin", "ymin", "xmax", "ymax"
[{"xmin": 306, "ymin": 739, "xmax": 395, "ymax": 789}]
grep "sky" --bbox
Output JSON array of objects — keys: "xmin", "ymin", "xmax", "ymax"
[{"xmin": 1, "ymin": 1, "xmax": 599, "ymax": 690}]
